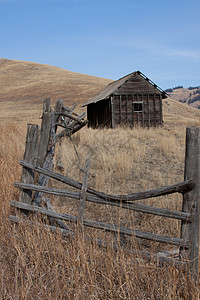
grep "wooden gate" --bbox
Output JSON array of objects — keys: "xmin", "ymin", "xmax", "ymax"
[{"xmin": 9, "ymin": 99, "xmax": 200, "ymax": 282}]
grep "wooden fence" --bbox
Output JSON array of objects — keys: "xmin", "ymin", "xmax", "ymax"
[{"xmin": 9, "ymin": 99, "xmax": 200, "ymax": 282}]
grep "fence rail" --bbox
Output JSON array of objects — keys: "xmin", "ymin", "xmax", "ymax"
[
  {"xmin": 14, "ymin": 179, "xmax": 192, "ymax": 221},
  {"xmin": 9, "ymin": 98, "xmax": 200, "ymax": 282}
]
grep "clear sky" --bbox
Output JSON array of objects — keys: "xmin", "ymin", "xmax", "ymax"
[{"xmin": 0, "ymin": 0, "xmax": 200, "ymax": 89}]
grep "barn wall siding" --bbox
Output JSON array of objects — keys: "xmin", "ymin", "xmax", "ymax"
[
  {"xmin": 86, "ymin": 72, "xmax": 165, "ymax": 128},
  {"xmin": 112, "ymin": 94, "xmax": 162, "ymax": 128}
]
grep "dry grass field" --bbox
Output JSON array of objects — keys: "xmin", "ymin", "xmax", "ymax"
[
  {"xmin": 0, "ymin": 59, "xmax": 111, "ymax": 121},
  {"xmin": 0, "ymin": 60, "xmax": 200, "ymax": 299}
]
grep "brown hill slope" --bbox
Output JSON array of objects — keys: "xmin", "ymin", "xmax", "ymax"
[
  {"xmin": 0, "ymin": 58, "xmax": 111, "ymax": 120},
  {"xmin": 0, "ymin": 58, "xmax": 199, "ymax": 126},
  {"xmin": 167, "ymin": 87, "xmax": 200, "ymax": 109}
]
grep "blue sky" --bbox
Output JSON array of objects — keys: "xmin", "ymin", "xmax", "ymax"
[{"xmin": 0, "ymin": 0, "xmax": 200, "ymax": 89}]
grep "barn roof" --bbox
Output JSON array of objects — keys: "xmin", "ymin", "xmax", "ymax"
[{"xmin": 82, "ymin": 71, "xmax": 167, "ymax": 107}]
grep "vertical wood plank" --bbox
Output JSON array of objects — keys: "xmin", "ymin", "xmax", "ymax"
[
  {"xmin": 159, "ymin": 94, "xmax": 163, "ymax": 125},
  {"xmin": 147, "ymin": 94, "xmax": 150, "ymax": 127},
  {"xmin": 34, "ymin": 98, "xmax": 56, "ymax": 205},
  {"xmin": 19, "ymin": 124, "xmax": 40, "ymax": 204},
  {"xmin": 132, "ymin": 94, "xmax": 134, "ymax": 126},
  {"xmin": 142, "ymin": 94, "xmax": 144, "ymax": 126},
  {"xmin": 180, "ymin": 127, "xmax": 200, "ymax": 281},
  {"xmin": 153, "ymin": 94, "xmax": 156, "ymax": 126},
  {"xmin": 126, "ymin": 95, "xmax": 128, "ymax": 124},
  {"xmin": 37, "ymin": 98, "xmax": 52, "ymax": 167},
  {"xmin": 111, "ymin": 96, "xmax": 115, "ymax": 129},
  {"xmin": 119, "ymin": 95, "xmax": 122, "ymax": 124},
  {"xmin": 77, "ymin": 158, "xmax": 91, "ymax": 230},
  {"xmin": 54, "ymin": 99, "xmax": 64, "ymax": 132},
  {"xmin": 136, "ymin": 95, "xmax": 140, "ymax": 125}
]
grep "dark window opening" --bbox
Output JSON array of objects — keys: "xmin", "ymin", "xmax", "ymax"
[{"xmin": 133, "ymin": 102, "xmax": 143, "ymax": 112}]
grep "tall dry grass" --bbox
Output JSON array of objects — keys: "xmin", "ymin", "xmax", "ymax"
[{"xmin": 0, "ymin": 120, "xmax": 199, "ymax": 299}]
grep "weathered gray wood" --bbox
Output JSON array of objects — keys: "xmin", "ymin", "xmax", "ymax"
[
  {"xmin": 44, "ymin": 198, "xmax": 70, "ymax": 231},
  {"xmin": 54, "ymin": 99, "xmax": 64, "ymax": 131},
  {"xmin": 159, "ymin": 94, "xmax": 163, "ymax": 125},
  {"xmin": 54, "ymin": 98, "xmax": 64, "ymax": 115},
  {"xmin": 115, "ymin": 180, "xmax": 195, "ymax": 201},
  {"xmin": 180, "ymin": 127, "xmax": 200, "ymax": 281},
  {"xmin": 14, "ymin": 182, "xmax": 87, "ymax": 200},
  {"xmin": 10, "ymin": 200, "xmax": 189, "ymax": 247},
  {"xmin": 55, "ymin": 120, "xmax": 88, "ymax": 131},
  {"xmin": 111, "ymin": 96, "xmax": 115, "ymax": 129},
  {"xmin": 147, "ymin": 94, "xmax": 150, "ymax": 127},
  {"xmin": 55, "ymin": 112, "xmax": 83, "ymax": 125},
  {"xmin": 78, "ymin": 158, "xmax": 90, "ymax": 227},
  {"xmin": 156, "ymin": 248, "xmax": 179, "ymax": 258},
  {"xmin": 81, "ymin": 219, "xmax": 189, "ymax": 247},
  {"xmin": 8, "ymin": 215, "xmax": 185, "ymax": 268},
  {"xmin": 142, "ymin": 94, "xmax": 144, "ymax": 126},
  {"xmin": 19, "ymin": 161, "xmax": 195, "ymax": 201},
  {"xmin": 119, "ymin": 95, "xmax": 122, "ymax": 123},
  {"xmin": 88, "ymin": 237, "xmax": 186, "ymax": 267},
  {"xmin": 132, "ymin": 95, "xmax": 134, "ymax": 125},
  {"xmin": 68, "ymin": 102, "xmax": 77, "ymax": 113},
  {"xmin": 61, "ymin": 102, "xmax": 77, "ymax": 113},
  {"xmin": 54, "ymin": 122, "xmax": 65, "ymax": 129},
  {"xmin": 37, "ymin": 98, "xmax": 52, "ymax": 168},
  {"xmin": 19, "ymin": 124, "xmax": 40, "ymax": 204},
  {"xmin": 14, "ymin": 179, "xmax": 192, "ymax": 221},
  {"xmin": 33, "ymin": 101, "xmax": 56, "ymax": 205},
  {"xmin": 55, "ymin": 112, "xmax": 86, "ymax": 142},
  {"xmin": 8, "ymin": 215, "xmax": 74, "ymax": 237},
  {"xmin": 11, "ymin": 200, "xmax": 76, "ymax": 222},
  {"xmin": 69, "ymin": 121, "xmax": 88, "ymax": 135},
  {"xmin": 153, "ymin": 94, "xmax": 156, "ymax": 126}
]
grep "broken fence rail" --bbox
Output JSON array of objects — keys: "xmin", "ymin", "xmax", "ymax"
[
  {"xmin": 8, "ymin": 215, "xmax": 187, "ymax": 268},
  {"xmin": 14, "ymin": 180, "xmax": 192, "ymax": 222},
  {"xmin": 10, "ymin": 200, "xmax": 189, "ymax": 248},
  {"xmin": 19, "ymin": 160, "xmax": 195, "ymax": 202},
  {"xmin": 9, "ymin": 98, "xmax": 200, "ymax": 282}
]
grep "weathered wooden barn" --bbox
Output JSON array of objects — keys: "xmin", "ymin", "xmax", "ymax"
[{"xmin": 82, "ymin": 71, "xmax": 168, "ymax": 128}]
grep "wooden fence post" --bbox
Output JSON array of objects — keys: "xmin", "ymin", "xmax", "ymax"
[
  {"xmin": 180, "ymin": 126, "xmax": 200, "ymax": 281},
  {"xmin": 37, "ymin": 98, "xmax": 52, "ymax": 168},
  {"xmin": 19, "ymin": 124, "xmax": 40, "ymax": 204},
  {"xmin": 77, "ymin": 158, "xmax": 91, "ymax": 231},
  {"xmin": 34, "ymin": 98, "xmax": 56, "ymax": 205}
]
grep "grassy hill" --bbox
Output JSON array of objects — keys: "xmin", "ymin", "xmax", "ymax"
[
  {"xmin": 0, "ymin": 58, "xmax": 111, "ymax": 121},
  {"xmin": 1, "ymin": 58, "xmax": 200, "ymax": 126},
  {"xmin": 0, "ymin": 59, "xmax": 200, "ymax": 299},
  {"xmin": 166, "ymin": 86, "xmax": 200, "ymax": 109}
]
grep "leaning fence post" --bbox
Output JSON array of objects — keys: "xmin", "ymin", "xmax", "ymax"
[
  {"xmin": 19, "ymin": 124, "xmax": 40, "ymax": 204},
  {"xmin": 34, "ymin": 98, "xmax": 55, "ymax": 205},
  {"xmin": 77, "ymin": 158, "xmax": 91, "ymax": 232},
  {"xmin": 180, "ymin": 126, "xmax": 200, "ymax": 281},
  {"xmin": 36, "ymin": 98, "xmax": 52, "ymax": 168}
]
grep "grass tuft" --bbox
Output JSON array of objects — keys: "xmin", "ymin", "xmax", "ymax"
[{"xmin": 1, "ymin": 120, "xmax": 200, "ymax": 299}]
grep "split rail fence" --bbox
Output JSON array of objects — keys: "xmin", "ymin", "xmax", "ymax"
[{"xmin": 9, "ymin": 98, "xmax": 200, "ymax": 282}]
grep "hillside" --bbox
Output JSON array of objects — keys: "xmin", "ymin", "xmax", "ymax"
[
  {"xmin": 0, "ymin": 58, "xmax": 112, "ymax": 120},
  {"xmin": 166, "ymin": 86, "xmax": 200, "ymax": 109},
  {"xmin": 0, "ymin": 58, "xmax": 200, "ymax": 127},
  {"xmin": 0, "ymin": 60, "xmax": 200, "ymax": 298}
]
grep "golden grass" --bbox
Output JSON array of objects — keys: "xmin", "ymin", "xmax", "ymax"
[
  {"xmin": 0, "ymin": 58, "xmax": 111, "ymax": 120},
  {"xmin": 1, "ymin": 116, "xmax": 200, "ymax": 299},
  {"xmin": 1, "ymin": 58, "xmax": 200, "ymax": 124},
  {"xmin": 0, "ymin": 61, "xmax": 200, "ymax": 298},
  {"xmin": 1, "ymin": 58, "xmax": 200, "ymax": 298}
]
